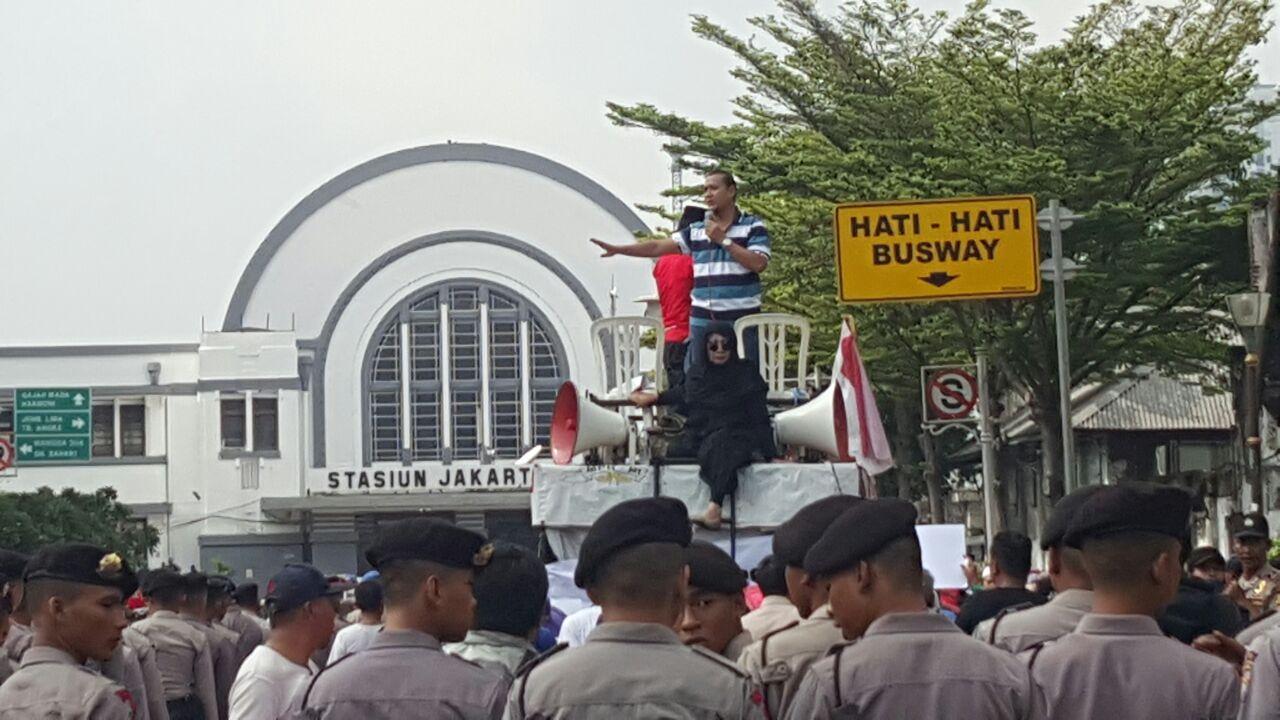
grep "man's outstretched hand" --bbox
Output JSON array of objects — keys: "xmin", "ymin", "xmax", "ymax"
[{"xmin": 590, "ymin": 238, "xmax": 618, "ymax": 257}]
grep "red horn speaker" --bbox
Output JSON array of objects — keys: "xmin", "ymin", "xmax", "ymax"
[{"xmin": 550, "ymin": 381, "xmax": 630, "ymax": 465}]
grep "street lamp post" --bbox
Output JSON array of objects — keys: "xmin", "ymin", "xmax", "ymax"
[
  {"xmin": 1038, "ymin": 200, "xmax": 1084, "ymax": 494},
  {"xmin": 1228, "ymin": 291, "xmax": 1272, "ymax": 510}
]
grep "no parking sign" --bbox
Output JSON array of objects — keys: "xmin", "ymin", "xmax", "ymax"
[{"xmin": 921, "ymin": 365, "xmax": 980, "ymax": 425}]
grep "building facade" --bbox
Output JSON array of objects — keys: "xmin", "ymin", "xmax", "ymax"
[{"xmin": 0, "ymin": 143, "xmax": 654, "ymax": 581}]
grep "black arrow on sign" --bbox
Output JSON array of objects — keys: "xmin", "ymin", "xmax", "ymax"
[{"xmin": 919, "ymin": 271, "xmax": 959, "ymax": 287}]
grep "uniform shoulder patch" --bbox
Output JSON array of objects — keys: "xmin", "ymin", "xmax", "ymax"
[
  {"xmin": 690, "ymin": 644, "xmax": 749, "ymax": 678},
  {"xmin": 514, "ymin": 642, "xmax": 568, "ymax": 679},
  {"xmin": 114, "ymin": 688, "xmax": 137, "ymax": 716}
]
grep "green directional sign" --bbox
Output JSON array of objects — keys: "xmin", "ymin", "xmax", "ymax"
[{"xmin": 15, "ymin": 388, "xmax": 92, "ymax": 462}]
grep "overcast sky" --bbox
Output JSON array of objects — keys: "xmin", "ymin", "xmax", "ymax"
[{"xmin": 2, "ymin": 1, "xmax": 1278, "ymax": 346}]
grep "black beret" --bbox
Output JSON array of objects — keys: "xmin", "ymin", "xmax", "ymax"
[
  {"xmin": 803, "ymin": 498, "xmax": 918, "ymax": 578},
  {"xmin": 574, "ymin": 497, "xmax": 691, "ymax": 588},
  {"xmin": 0, "ymin": 550, "xmax": 30, "ymax": 584},
  {"xmin": 1187, "ymin": 546, "xmax": 1226, "ymax": 570},
  {"xmin": 1236, "ymin": 512, "xmax": 1270, "ymax": 540},
  {"xmin": 231, "ymin": 582, "xmax": 259, "ymax": 604},
  {"xmin": 1041, "ymin": 485, "xmax": 1106, "ymax": 550},
  {"xmin": 686, "ymin": 541, "xmax": 747, "ymax": 594},
  {"xmin": 207, "ymin": 576, "xmax": 235, "ymax": 596},
  {"xmin": 772, "ymin": 495, "xmax": 865, "ymax": 567},
  {"xmin": 140, "ymin": 568, "xmax": 186, "ymax": 596},
  {"xmin": 183, "ymin": 571, "xmax": 208, "ymax": 594},
  {"xmin": 1063, "ymin": 482, "xmax": 1192, "ymax": 549},
  {"xmin": 23, "ymin": 543, "xmax": 138, "ymax": 597},
  {"xmin": 365, "ymin": 518, "xmax": 489, "ymax": 571}
]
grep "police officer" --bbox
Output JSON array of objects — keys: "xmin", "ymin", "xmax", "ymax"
[
  {"xmin": 784, "ymin": 498, "xmax": 1044, "ymax": 719},
  {"xmin": 444, "ymin": 541, "xmax": 548, "ymax": 678},
  {"xmin": 1028, "ymin": 482, "xmax": 1239, "ymax": 719},
  {"xmin": 738, "ymin": 495, "xmax": 860, "ymax": 719},
  {"xmin": 302, "ymin": 517, "xmax": 508, "ymax": 719},
  {"xmin": 208, "ymin": 576, "xmax": 256, "ymax": 668},
  {"xmin": 95, "ymin": 641, "xmax": 155, "ymax": 720},
  {"xmin": 1231, "ymin": 511, "xmax": 1280, "ymax": 620},
  {"xmin": 122, "ymin": 628, "xmax": 172, "ymax": 720},
  {"xmin": 679, "ymin": 540, "xmax": 752, "ymax": 661},
  {"xmin": 508, "ymin": 497, "xmax": 763, "ymax": 719},
  {"xmin": 0, "ymin": 549, "xmax": 32, "ymax": 666},
  {"xmin": 973, "ymin": 485, "xmax": 1100, "ymax": 652},
  {"xmin": 179, "ymin": 571, "xmax": 238, "ymax": 718},
  {"xmin": 0, "ymin": 543, "xmax": 139, "ymax": 719},
  {"xmin": 130, "ymin": 568, "xmax": 219, "ymax": 720}
]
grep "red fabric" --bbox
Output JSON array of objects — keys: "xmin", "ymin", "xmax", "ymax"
[
  {"xmin": 744, "ymin": 583, "xmax": 764, "ymax": 610},
  {"xmin": 653, "ymin": 255, "xmax": 693, "ymax": 343},
  {"xmin": 127, "ymin": 592, "xmax": 146, "ymax": 611}
]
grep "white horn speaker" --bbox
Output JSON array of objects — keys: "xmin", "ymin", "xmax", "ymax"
[
  {"xmin": 550, "ymin": 381, "xmax": 631, "ymax": 465},
  {"xmin": 773, "ymin": 382, "xmax": 851, "ymax": 460}
]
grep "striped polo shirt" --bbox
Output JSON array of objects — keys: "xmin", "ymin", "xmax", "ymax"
[{"xmin": 670, "ymin": 209, "xmax": 771, "ymax": 321}]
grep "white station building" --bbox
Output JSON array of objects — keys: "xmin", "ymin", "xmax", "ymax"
[{"xmin": 0, "ymin": 143, "xmax": 659, "ymax": 580}]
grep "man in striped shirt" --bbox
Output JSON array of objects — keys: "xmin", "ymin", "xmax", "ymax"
[{"xmin": 591, "ymin": 170, "xmax": 770, "ymax": 369}]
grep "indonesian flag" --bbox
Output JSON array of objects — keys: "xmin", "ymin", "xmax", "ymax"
[{"xmin": 833, "ymin": 316, "xmax": 894, "ymax": 485}]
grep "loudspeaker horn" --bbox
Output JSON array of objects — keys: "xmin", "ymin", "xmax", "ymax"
[
  {"xmin": 550, "ymin": 381, "xmax": 631, "ymax": 465},
  {"xmin": 773, "ymin": 382, "xmax": 851, "ymax": 460}
]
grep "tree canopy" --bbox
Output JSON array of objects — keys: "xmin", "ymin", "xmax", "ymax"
[
  {"xmin": 609, "ymin": 0, "xmax": 1276, "ymax": 508},
  {"xmin": 0, "ymin": 487, "xmax": 159, "ymax": 568}
]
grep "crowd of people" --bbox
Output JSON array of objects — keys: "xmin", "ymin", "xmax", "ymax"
[{"xmin": 2, "ymin": 481, "xmax": 1280, "ymax": 718}]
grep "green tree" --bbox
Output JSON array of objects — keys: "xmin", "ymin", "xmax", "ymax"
[
  {"xmin": 609, "ymin": 0, "xmax": 1274, "ymax": 520},
  {"xmin": 0, "ymin": 487, "xmax": 159, "ymax": 568}
]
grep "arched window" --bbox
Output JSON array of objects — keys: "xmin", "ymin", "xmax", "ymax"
[{"xmin": 364, "ymin": 282, "xmax": 568, "ymax": 463}]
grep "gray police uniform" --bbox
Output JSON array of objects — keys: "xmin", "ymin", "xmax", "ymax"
[
  {"xmin": 723, "ymin": 630, "xmax": 752, "ymax": 663},
  {"xmin": 96, "ymin": 642, "xmax": 153, "ymax": 720},
  {"xmin": 218, "ymin": 606, "xmax": 264, "ymax": 665},
  {"xmin": 1240, "ymin": 623, "xmax": 1280, "ymax": 719},
  {"xmin": 182, "ymin": 614, "xmax": 236, "ymax": 719},
  {"xmin": 738, "ymin": 603, "xmax": 844, "ymax": 719},
  {"xmin": 445, "ymin": 629, "xmax": 537, "ymax": 678},
  {"xmin": 507, "ymin": 622, "xmax": 764, "ymax": 719},
  {"xmin": 1027, "ymin": 614, "xmax": 1238, "ymax": 720},
  {"xmin": 3, "ymin": 620, "xmax": 32, "ymax": 664},
  {"xmin": 1238, "ymin": 609, "xmax": 1280, "ymax": 647},
  {"xmin": 0, "ymin": 654, "xmax": 12, "ymax": 684},
  {"xmin": 123, "ymin": 630, "xmax": 172, "ymax": 720},
  {"xmin": 972, "ymin": 588, "xmax": 1093, "ymax": 653},
  {"xmin": 128, "ymin": 610, "xmax": 219, "ymax": 720},
  {"xmin": 303, "ymin": 628, "xmax": 509, "ymax": 719},
  {"xmin": 0, "ymin": 645, "xmax": 137, "ymax": 720},
  {"xmin": 784, "ymin": 612, "xmax": 1045, "ymax": 719}
]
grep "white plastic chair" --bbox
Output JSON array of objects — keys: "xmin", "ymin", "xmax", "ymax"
[
  {"xmin": 734, "ymin": 313, "xmax": 810, "ymax": 399},
  {"xmin": 590, "ymin": 316, "xmax": 666, "ymax": 462}
]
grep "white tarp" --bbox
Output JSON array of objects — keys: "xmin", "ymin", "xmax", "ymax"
[{"xmin": 531, "ymin": 462, "xmax": 861, "ymax": 529}]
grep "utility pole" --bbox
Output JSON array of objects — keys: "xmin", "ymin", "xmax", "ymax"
[
  {"xmin": 1039, "ymin": 200, "xmax": 1083, "ymax": 494},
  {"xmin": 976, "ymin": 350, "xmax": 1001, "ymax": 544}
]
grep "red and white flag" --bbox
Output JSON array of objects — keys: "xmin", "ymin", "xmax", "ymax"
[{"xmin": 832, "ymin": 316, "xmax": 894, "ymax": 487}]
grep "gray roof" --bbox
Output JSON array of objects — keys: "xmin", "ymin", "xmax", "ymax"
[{"xmin": 1073, "ymin": 371, "xmax": 1234, "ymax": 432}]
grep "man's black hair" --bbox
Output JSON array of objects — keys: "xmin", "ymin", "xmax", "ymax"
[
  {"xmin": 705, "ymin": 168, "xmax": 736, "ymax": 187},
  {"xmin": 991, "ymin": 531, "xmax": 1033, "ymax": 582},
  {"xmin": 473, "ymin": 543, "xmax": 548, "ymax": 638},
  {"xmin": 591, "ymin": 542, "xmax": 685, "ymax": 608},
  {"xmin": 354, "ymin": 580, "xmax": 384, "ymax": 613},
  {"xmin": 750, "ymin": 555, "xmax": 788, "ymax": 597}
]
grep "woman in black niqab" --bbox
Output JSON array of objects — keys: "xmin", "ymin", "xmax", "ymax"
[{"xmin": 631, "ymin": 330, "xmax": 775, "ymax": 528}]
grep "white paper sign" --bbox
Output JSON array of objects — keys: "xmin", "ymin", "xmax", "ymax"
[{"xmin": 916, "ymin": 524, "xmax": 969, "ymax": 589}]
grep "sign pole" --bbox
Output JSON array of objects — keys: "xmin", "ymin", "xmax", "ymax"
[
  {"xmin": 976, "ymin": 350, "xmax": 1001, "ymax": 546},
  {"xmin": 1048, "ymin": 199, "xmax": 1077, "ymax": 493}
]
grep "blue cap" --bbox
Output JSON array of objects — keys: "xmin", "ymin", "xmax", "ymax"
[{"xmin": 264, "ymin": 563, "xmax": 349, "ymax": 613}]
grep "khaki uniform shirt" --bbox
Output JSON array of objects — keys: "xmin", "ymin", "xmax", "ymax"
[
  {"xmin": 972, "ymin": 589, "xmax": 1093, "ymax": 653},
  {"xmin": 3, "ymin": 621, "xmax": 32, "ymax": 664},
  {"xmin": 0, "ymin": 646, "xmax": 137, "ymax": 720},
  {"xmin": 445, "ymin": 629, "xmax": 537, "ymax": 678},
  {"xmin": 128, "ymin": 610, "xmax": 219, "ymax": 719},
  {"xmin": 219, "ymin": 607, "xmax": 265, "ymax": 665},
  {"xmin": 507, "ymin": 621, "xmax": 764, "ymax": 720},
  {"xmin": 303, "ymin": 628, "xmax": 509, "ymax": 719},
  {"xmin": 1240, "ymin": 565, "xmax": 1280, "ymax": 614},
  {"xmin": 741, "ymin": 596, "xmax": 801, "ymax": 642},
  {"xmin": 738, "ymin": 603, "xmax": 843, "ymax": 719},
  {"xmin": 1027, "ymin": 614, "xmax": 1238, "ymax": 720},
  {"xmin": 123, "ymin": 631, "xmax": 171, "ymax": 720}
]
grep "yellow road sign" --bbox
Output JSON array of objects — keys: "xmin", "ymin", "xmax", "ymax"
[{"xmin": 834, "ymin": 195, "xmax": 1040, "ymax": 303}]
